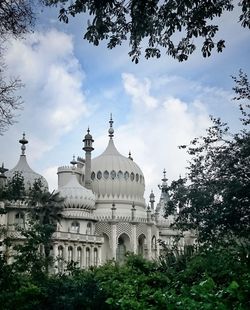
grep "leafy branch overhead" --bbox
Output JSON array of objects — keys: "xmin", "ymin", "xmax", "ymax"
[{"xmin": 44, "ymin": 0, "xmax": 250, "ymax": 62}]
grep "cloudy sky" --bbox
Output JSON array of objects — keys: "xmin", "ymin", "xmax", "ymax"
[{"xmin": 1, "ymin": 4, "xmax": 249, "ymax": 202}]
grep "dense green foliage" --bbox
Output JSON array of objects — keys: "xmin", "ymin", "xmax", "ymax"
[
  {"xmin": 0, "ymin": 247, "xmax": 249, "ymax": 309},
  {"xmin": 44, "ymin": 0, "xmax": 250, "ymax": 62}
]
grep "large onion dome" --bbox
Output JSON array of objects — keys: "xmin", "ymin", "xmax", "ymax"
[
  {"xmin": 6, "ymin": 134, "xmax": 48, "ymax": 191},
  {"xmin": 91, "ymin": 116, "xmax": 145, "ymax": 206},
  {"xmin": 59, "ymin": 172, "xmax": 96, "ymax": 210}
]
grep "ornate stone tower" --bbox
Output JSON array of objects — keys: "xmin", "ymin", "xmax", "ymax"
[{"xmin": 83, "ymin": 128, "xmax": 94, "ymax": 190}]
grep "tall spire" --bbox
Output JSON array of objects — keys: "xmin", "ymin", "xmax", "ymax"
[
  {"xmin": 83, "ymin": 128, "xmax": 94, "ymax": 190},
  {"xmin": 19, "ymin": 133, "xmax": 28, "ymax": 155},
  {"xmin": 162, "ymin": 168, "xmax": 167, "ymax": 183},
  {"xmin": 108, "ymin": 113, "xmax": 114, "ymax": 138}
]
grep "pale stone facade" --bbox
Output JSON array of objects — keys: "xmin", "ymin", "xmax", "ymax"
[{"xmin": 0, "ymin": 117, "xmax": 194, "ymax": 270}]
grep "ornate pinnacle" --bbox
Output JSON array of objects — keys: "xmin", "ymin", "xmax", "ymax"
[
  {"xmin": 108, "ymin": 113, "xmax": 114, "ymax": 138},
  {"xmin": 19, "ymin": 132, "xmax": 28, "ymax": 155},
  {"xmin": 70, "ymin": 155, "xmax": 77, "ymax": 168}
]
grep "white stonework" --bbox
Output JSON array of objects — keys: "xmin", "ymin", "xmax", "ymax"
[{"xmin": 0, "ymin": 120, "xmax": 195, "ymax": 270}]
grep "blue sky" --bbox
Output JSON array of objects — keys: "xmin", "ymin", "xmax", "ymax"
[{"xmin": 1, "ymin": 5, "xmax": 250, "ymax": 203}]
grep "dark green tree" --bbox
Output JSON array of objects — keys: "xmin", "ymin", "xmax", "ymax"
[
  {"xmin": 44, "ymin": 0, "xmax": 250, "ymax": 62},
  {"xmin": 1, "ymin": 171, "xmax": 26, "ymax": 201},
  {"xmin": 166, "ymin": 71, "xmax": 250, "ymax": 245}
]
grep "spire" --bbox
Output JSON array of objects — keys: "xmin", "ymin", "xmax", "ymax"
[
  {"xmin": 19, "ymin": 133, "xmax": 28, "ymax": 155},
  {"xmin": 70, "ymin": 155, "xmax": 77, "ymax": 170},
  {"xmin": 0, "ymin": 162, "xmax": 8, "ymax": 175},
  {"xmin": 108, "ymin": 113, "xmax": 114, "ymax": 138}
]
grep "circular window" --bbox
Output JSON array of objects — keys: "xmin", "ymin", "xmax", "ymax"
[
  {"xmin": 130, "ymin": 172, "xmax": 134, "ymax": 181},
  {"xmin": 97, "ymin": 171, "xmax": 102, "ymax": 180},
  {"xmin": 91, "ymin": 172, "xmax": 95, "ymax": 180},
  {"xmin": 124, "ymin": 171, "xmax": 129, "ymax": 180},
  {"xmin": 104, "ymin": 170, "xmax": 109, "ymax": 179},
  {"xmin": 118, "ymin": 170, "xmax": 123, "ymax": 179},
  {"xmin": 111, "ymin": 170, "xmax": 116, "ymax": 179}
]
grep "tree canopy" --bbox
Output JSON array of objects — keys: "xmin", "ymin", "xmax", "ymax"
[
  {"xmin": 166, "ymin": 70, "xmax": 250, "ymax": 245},
  {"xmin": 44, "ymin": 0, "xmax": 250, "ymax": 63}
]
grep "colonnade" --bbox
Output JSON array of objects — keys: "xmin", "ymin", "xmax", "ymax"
[{"xmin": 53, "ymin": 243, "xmax": 102, "ymax": 272}]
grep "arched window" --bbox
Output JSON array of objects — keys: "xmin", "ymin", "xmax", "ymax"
[
  {"xmin": 111, "ymin": 170, "xmax": 116, "ymax": 179},
  {"xmin": 71, "ymin": 221, "xmax": 80, "ymax": 233},
  {"xmin": 116, "ymin": 234, "xmax": 130, "ymax": 263},
  {"xmin": 94, "ymin": 248, "xmax": 98, "ymax": 266},
  {"xmin": 116, "ymin": 237, "xmax": 126, "ymax": 263},
  {"xmin": 130, "ymin": 172, "xmax": 134, "ymax": 181},
  {"xmin": 68, "ymin": 246, "xmax": 73, "ymax": 262},
  {"xmin": 97, "ymin": 171, "xmax": 102, "ymax": 180},
  {"xmin": 77, "ymin": 247, "xmax": 82, "ymax": 267},
  {"xmin": 86, "ymin": 248, "xmax": 90, "ymax": 267},
  {"xmin": 124, "ymin": 171, "xmax": 129, "ymax": 180},
  {"xmin": 136, "ymin": 173, "xmax": 139, "ymax": 182},
  {"xmin": 117, "ymin": 170, "xmax": 123, "ymax": 179},
  {"xmin": 58, "ymin": 245, "xmax": 64, "ymax": 272},
  {"xmin": 15, "ymin": 212, "xmax": 24, "ymax": 229},
  {"xmin": 91, "ymin": 172, "xmax": 95, "ymax": 180},
  {"xmin": 138, "ymin": 235, "xmax": 146, "ymax": 257},
  {"xmin": 104, "ymin": 170, "xmax": 109, "ymax": 179},
  {"xmin": 86, "ymin": 222, "xmax": 92, "ymax": 234}
]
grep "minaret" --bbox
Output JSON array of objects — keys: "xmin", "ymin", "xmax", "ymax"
[
  {"xmin": 149, "ymin": 190, "xmax": 155, "ymax": 211},
  {"xmin": 83, "ymin": 128, "xmax": 94, "ymax": 190},
  {"xmin": 0, "ymin": 163, "xmax": 8, "ymax": 188}
]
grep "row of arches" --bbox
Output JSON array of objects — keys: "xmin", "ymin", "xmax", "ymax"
[
  {"xmin": 57, "ymin": 245, "xmax": 99, "ymax": 271},
  {"xmin": 103, "ymin": 233, "xmax": 158, "ymax": 263},
  {"xmin": 70, "ymin": 221, "xmax": 93, "ymax": 234},
  {"xmin": 91, "ymin": 170, "xmax": 144, "ymax": 184}
]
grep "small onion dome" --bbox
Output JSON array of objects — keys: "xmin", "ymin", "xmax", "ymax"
[
  {"xmin": 59, "ymin": 173, "xmax": 96, "ymax": 210},
  {"xmin": 6, "ymin": 133, "xmax": 48, "ymax": 191},
  {"xmin": 91, "ymin": 138, "xmax": 145, "ymax": 205},
  {"xmin": 6, "ymin": 155, "xmax": 48, "ymax": 191}
]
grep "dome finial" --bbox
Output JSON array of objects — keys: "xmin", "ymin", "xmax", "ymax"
[
  {"xmin": 108, "ymin": 113, "xmax": 114, "ymax": 138},
  {"xmin": 162, "ymin": 168, "xmax": 167, "ymax": 181},
  {"xmin": 0, "ymin": 162, "xmax": 8, "ymax": 175},
  {"xmin": 19, "ymin": 132, "xmax": 28, "ymax": 155},
  {"xmin": 70, "ymin": 155, "xmax": 77, "ymax": 170},
  {"xmin": 128, "ymin": 151, "xmax": 133, "ymax": 161}
]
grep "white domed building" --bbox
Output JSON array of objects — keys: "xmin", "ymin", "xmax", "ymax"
[{"xmin": 0, "ymin": 117, "xmax": 195, "ymax": 270}]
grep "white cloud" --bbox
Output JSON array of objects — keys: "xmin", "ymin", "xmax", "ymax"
[
  {"xmin": 42, "ymin": 166, "xmax": 58, "ymax": 192},
  {"xmin": 2, "ymin": 29, "xmax": 89, "ymax": 167},
  {"xmin": 122, "ymin": 73, "xmax": 158, "ymax": 109},
  {"xmin": 115, "ymin": 73, "xmax": 212, "ymax": 202}
]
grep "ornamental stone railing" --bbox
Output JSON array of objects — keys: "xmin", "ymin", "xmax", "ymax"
[{"xmin": 52, "ymin": 231, "xmax": 103, "ymax": 243}]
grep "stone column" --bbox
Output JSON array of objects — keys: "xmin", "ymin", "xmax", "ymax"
[
  {"xmin": 73, "ymin": 244, "xmax": 77, "ymax": 262},
  {"xmin": 64, "ymin": 244, "xmax": 68, "ymax": 265},
  {"xmin": 98, "ymin": 246, "xmax": 102, "ymax": 266},
  {"xmin": 111, "ymin": 223, "xmax": 117, "ymax": 259},
  {"xmin": 131, "ymin": 224, "xmax": 137, "ymax": 254},
  {"xmin": 53, "ymin": 243, "xmax": 58, "ymax": 274},
  {"xmin": 81, "ymin": 245, "xmax": 85, "ymax": 268},
  {"xmin": 147, "ymin": 225, "xmax": 152, "ymax": 260},
  {"xmin": 156, "ymin": 229, "xmax": 160, "ymax": 257}
]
